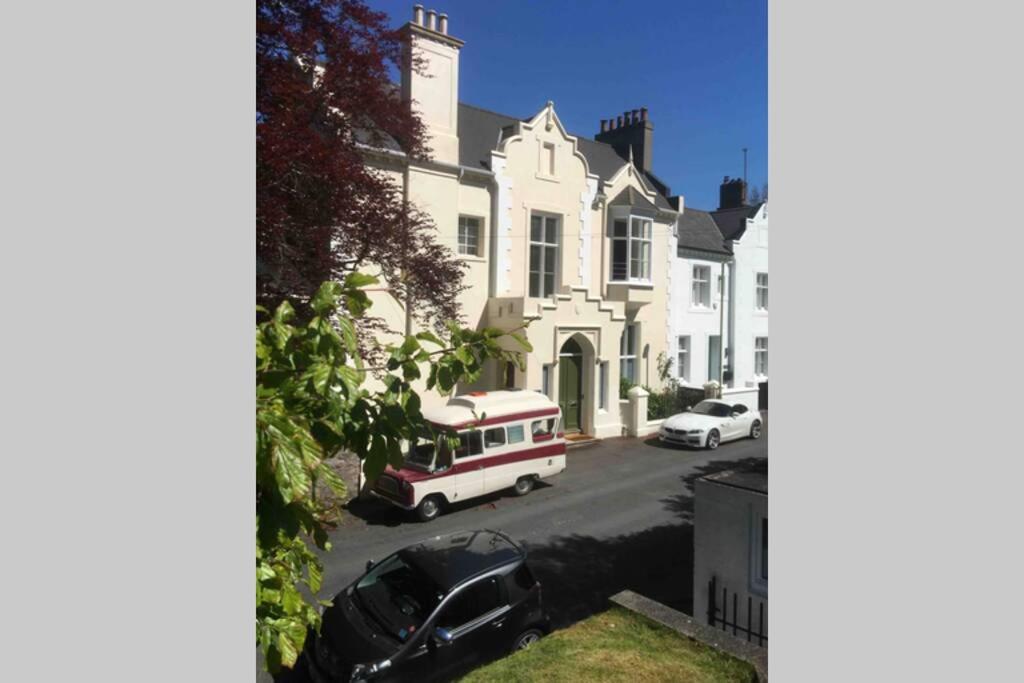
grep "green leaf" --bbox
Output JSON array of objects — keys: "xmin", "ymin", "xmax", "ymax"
[
  {"xmin": 277, "ymin": 630, "xmax": 299, "ymax": 669},
  {"xmin": 317, "ymin": 461, "xmax": 347, "ymax": 498},
  {"xmin": 272, "ymin": 436, "xmax": 311, "ymax": 504},
  {"xmin": 310, "ymin": 281, "xmax": 342, "ymax": 314},
  {"xmin": 308, "ymin": 561, "xmax": 323, "ymax": 594},
  {"xmin": 510, "ymin": 332, "xmax": 533, "ymax": 352},
  {"xmin": 344, "ymin": 272, "xmax": 379, "ymax": 289},
  {"xmin": 415, "ymin": 330, "xmax": 443, "ymax": 346},
  {"xmin": 336, "ymin": 316, "xmax": 359, "ymax": 356}
]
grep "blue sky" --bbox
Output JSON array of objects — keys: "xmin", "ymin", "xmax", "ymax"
[{"xmin": 368, "ymin": 0, "xmax": 767, "ymax": 210}]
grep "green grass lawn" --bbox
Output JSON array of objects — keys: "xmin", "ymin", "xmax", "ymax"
[{"xmin": 458, "ymin": 606, "xmax": 758, "ymax": 683}]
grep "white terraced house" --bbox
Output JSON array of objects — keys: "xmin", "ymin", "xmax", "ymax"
[
  {"xmin": 356, "ymin": 6, "xmax": 768, "ymax": 438},
  {"xmin": 669, "ymin": 177, "xmax": 769, "ymax": 410}
]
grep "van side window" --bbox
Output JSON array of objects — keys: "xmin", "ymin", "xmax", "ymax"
[
  {"xmin": 531, "ymin": 418, "xmax": 556, "ymax": 442},
  {"xmin": 455, "ymin": 431, "xmax": 483, "ymax": 459},
  {"xmin": 483, "ymin": 427, "xmax": 506, "ymax": 449},
  {"xmin": 506, "ymin": 425, "xmax": 525, "ymax": 444}
]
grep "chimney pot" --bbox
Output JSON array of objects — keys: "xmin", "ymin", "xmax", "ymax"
[
  {"xmin": 438, "ymin": 13, "xmax": 448, "ymax": 34},
  {"xmin": 631, "ymin": 109, "xmax": 639, "ymax": 124},
  {"xmin": 640, "ymin": 107, "xmax": 648, "ymax": 121},
  {"xmin": 413, "ymin": 4, "xmax": 424, "ymax": 24},
  {"xmin": 426, "ymin": 9, "xmax": 436, "ymax": 31},
  {"xmin": 617, "ymin": 115, "xmax": 624, "ymax": 128},
  {"xmin": 623, "ymin": 110, "xmax": 632, "ymax": 125},
  {"xmin": 600, "ymin": 119, "xmax": 608, "ymax": 133}
]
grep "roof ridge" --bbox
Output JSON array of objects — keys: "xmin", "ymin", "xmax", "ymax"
[{"xmin": 458, "ymin": 101, "xmax": 525, "ymax": 121}]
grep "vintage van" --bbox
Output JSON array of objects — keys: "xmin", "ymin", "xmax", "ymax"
[{"xmin": 371, "ymin": 390, "xmax": 567, "ymax": 521}]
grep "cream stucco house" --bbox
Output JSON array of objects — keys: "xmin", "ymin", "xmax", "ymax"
[
  {"xmin": 357, "ymin": 7, "xmax": 682, "ymax": 439},
  {"xmin": 357, "ymin": 7, "xmax": 770, "ymax": 437}
]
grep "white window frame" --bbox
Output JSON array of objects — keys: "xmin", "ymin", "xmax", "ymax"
[
  {"xmin": 457, "ymin": 215, "xmax": 482, "ymax": 257},
  {"xmin": 756, "ymin": 272, "xmax": 768, "ymax": 311},
  {"xmin": 620, "ymin": 324, "xmax": 638, "ymax": 384},
  {"xmin": 610, "ymin": 215, "xmax": 653, "ymax": 283},
  {"xmin": 529, "ymin": 213, "xmax": 560, "ymax": 298},
  {"xmin": 677, "ymin": 335, "xmax": 690, "ymax": 382},
  {"xmin": 754, "ymin": 337, "xmax": 768, "ymax": 377},
  {"xmin": 692, "ymin": 265, "xmax": 711, "ymax": 307}
]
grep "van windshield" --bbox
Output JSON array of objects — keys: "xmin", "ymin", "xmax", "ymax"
[{"xmin": 406, "ymin": 432, "xmax": 436, "ymax": 469}]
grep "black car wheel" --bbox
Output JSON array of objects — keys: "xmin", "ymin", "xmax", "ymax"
[
  {"xmin": 415, "ymin": 495, "xmax": 442, "ymax": 522},
  {"xmin": 706, "ymin": 429, "xmax": 720, "ymax": 450},
  {"xmin": 512, "ymin": 628, "xmax": 544, "ymax": 652},
  {"xmin": 512, "ymin": 476, "xmax": 535, "ymax": 497},
  {"xmin": 750, "ymin": 420, "xmax": 762, "ymax": 439}
]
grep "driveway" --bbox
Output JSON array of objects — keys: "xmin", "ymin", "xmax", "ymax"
[{"xmin": 262, "ymin": 423, "xmax": 768, "ymax": 682}]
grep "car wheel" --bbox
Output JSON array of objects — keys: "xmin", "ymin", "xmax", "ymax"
[
  {"xmin": 706, "ymin": 429, "xmax": 720, "ymax": 450},
  {"xmin": 750, "ymin": 420, "xmax": 762, "ymax": 439},
  {"xmin": 512, "ymin": 628, "xmax": 544, "ymax": 652},
  {"xmin": 415, "ymin": 495, "xmax": 442, "ymax": 522},
  {"xmin": 513, "ymin": 476, "xmax": 535, "ymax": 497}
]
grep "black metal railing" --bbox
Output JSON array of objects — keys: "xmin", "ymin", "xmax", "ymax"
[{"xmin": 707, "ymin": 576, "xmax": 767, "ymax": 647}]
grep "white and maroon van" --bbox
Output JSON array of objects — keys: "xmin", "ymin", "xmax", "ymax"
[{"xmin": 371, "ymin": 390, "xmax": 567, "ymax": 521}]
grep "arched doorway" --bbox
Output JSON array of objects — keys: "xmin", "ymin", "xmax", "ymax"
[{"xmin": 558, "ymin": 337, "xmax": 584, "ymax": 433}]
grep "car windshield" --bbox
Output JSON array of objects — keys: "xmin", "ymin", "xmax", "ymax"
[
  {"xmin": 354, "ymin": 554, "xmax": 444, "ymax": 643},
  {"xmin": 691, "ymin": 401, "xmax": 732, "ymax": 418}
]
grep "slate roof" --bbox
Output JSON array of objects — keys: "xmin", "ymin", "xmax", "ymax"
[
  {"xmin": 457, "ymin": 103, "xmax": 521, "ymax": 171},
  {"xmin": 456, "ymin": 102, "xmax": 675, "ymax": 210},
  {"xmin": 608, "ymin": 185, "xmax": 659, "ymax": 211},
  {"xmin": 676, "ymin": 207, "xmax": 731, "ymax": 256},
  {"xmin": 710, "ymin": 203, "xmax": 764, "ymax": 241}
]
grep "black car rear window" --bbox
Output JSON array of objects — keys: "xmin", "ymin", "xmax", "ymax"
[{"xmin": 505, "ymin": 563, "xmax": 537, "ymax": 603}]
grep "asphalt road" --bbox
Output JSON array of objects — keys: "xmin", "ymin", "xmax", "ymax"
[{"xmin": 261, "ymin": 424, "xmax": 767, "ymax": 682}]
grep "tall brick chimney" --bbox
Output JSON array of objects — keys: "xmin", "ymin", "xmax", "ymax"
[
  {"xmin": 595, "ymin": 106, "xmax": 654, "ymax": 173},
  {"xmin": 718, "ymin": 176, "xmax": 748, "ymax": 209}
]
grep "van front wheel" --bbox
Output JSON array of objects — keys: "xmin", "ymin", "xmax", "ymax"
[
  {"xmin": 415, "ymin": 495, "xmax": 442, "ymax": 522},
  {"xmin": 513, "ymin": 476, "xmax": 535, "ymax": 497}
]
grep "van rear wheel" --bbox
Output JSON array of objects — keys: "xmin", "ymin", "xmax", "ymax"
[{"xmin": 513, "ymin": 476, "xmax": 535, "ymax": 497}]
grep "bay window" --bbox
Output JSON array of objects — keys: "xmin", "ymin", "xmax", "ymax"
[{"xmin": 610, "ymin": 216, "xmax": 652, "ymax": 282}]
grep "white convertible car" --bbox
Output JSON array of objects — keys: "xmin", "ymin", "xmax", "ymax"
[{"xmin": 658, "ymin": 399, "xmax": 762, "ymax": 449}]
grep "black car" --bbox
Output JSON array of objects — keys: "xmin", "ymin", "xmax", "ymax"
[{"xmin": 305, "ymin": 529, "xmax": 550, "ymax": 682}]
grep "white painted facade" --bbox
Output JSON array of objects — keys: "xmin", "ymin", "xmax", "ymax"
[
  {"xmin": 727, "ymin": 204, "xmax": 769, "ymax": 392},
  {"xmin": 670, "ymin": 251, "xmax": 732, "ymax": 388},
  {"xmin": 693, "ymin": 470, "xmax": 768, "ymax": 641}
]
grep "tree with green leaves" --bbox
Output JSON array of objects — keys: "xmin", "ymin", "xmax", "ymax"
[{"xmin": 256, "ymin": 274, "xmax": 530, "ymax": 672}]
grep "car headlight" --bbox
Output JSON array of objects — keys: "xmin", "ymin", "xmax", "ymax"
[{"xmin": 687, "ymin": 429, "xmax": 704, "ymax": 434}]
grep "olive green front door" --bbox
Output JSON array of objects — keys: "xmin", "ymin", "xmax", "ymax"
[{"xmin": 559, "ymin": 338, "xmax": 583, "ymax": 433}]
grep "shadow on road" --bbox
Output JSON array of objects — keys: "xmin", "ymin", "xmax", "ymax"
[
  {"xmin": 343, "ymin": 481, "xmax": 554, "ymax": 527},
  {"xmin": 524, "ymin": 523, "xmax": 695, "ymax": 628},
  {"xmin": 660, "ymin": 455, "xmax": 768, "ymax": 521}
]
